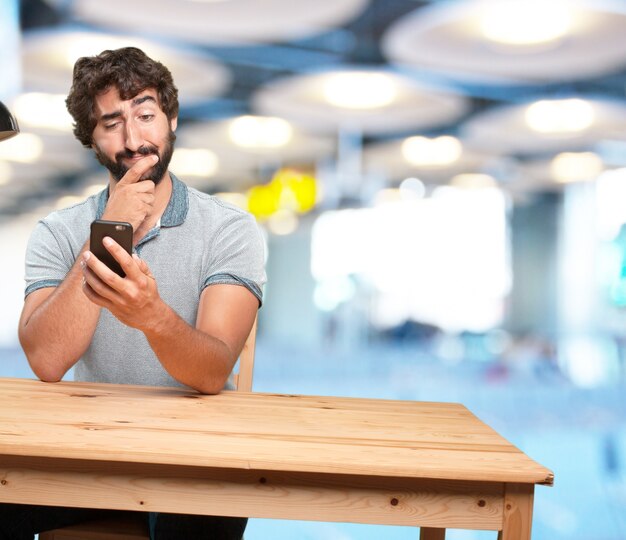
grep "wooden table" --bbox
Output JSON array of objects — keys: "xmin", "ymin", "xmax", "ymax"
[{"xmin": 0, "ymin": 377, "xmax": 552, "ymax": 539}]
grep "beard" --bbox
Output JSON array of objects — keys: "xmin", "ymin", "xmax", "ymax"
[{"xmin": 94, "ymin": 130, "xmax": 176, "ymax": 185}]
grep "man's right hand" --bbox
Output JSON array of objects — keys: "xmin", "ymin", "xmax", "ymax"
[{"xmin": 101, "ymin": 154, "xmax": 159, "ymax": 231}]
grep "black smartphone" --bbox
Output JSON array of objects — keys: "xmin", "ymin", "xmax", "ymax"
[{"xmin": 89, "ymin": 220, "xmax": 133, "ymax": 277}]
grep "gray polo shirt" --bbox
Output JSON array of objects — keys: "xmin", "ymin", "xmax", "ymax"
[{"xmin": 24, "ymin": 174, "xmax": 266, "ymax": 389}]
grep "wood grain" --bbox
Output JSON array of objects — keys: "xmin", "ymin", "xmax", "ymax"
[
  {"xmin": 0, "ymin": 456, "xmax": 504, "ymax": 529},
  {"xmin": 501, "ymin": 483, "xmax": 535, "ymax": 540},
  {"xmin": 0, "ymin": 378, "xmax": 553, "ymax": 486},
  {"xmin": 0, "ymin": 377, "xmax": 551, "ymax": 537}
]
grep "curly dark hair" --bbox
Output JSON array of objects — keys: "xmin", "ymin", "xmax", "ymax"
[{"xmin": 66, "ymin": 47, "xmax": 179, "ymax": 147}]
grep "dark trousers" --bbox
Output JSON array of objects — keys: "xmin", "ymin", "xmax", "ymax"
[{"xmin": 0, "ymin": 503, "xmax": 247, "ymax": 540}]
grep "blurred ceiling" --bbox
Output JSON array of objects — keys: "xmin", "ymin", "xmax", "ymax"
[{"xmin": 2, "ymin": 0, "xmax": 626, "ymax": 220}]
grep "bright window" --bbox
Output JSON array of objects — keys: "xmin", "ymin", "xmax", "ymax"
[{"xmin": 312, "ymin": 187, "xmax": 511, "ymax": 332}]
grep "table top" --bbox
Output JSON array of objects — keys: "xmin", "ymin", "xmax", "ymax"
[{"xmin": 0, "ymin": 377, "xmax": 553, "ymax": 486}]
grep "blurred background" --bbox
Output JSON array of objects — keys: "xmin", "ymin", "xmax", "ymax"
[{"xmin": 2, "ymin": 0, "xmax": 626, "ymax": 538}]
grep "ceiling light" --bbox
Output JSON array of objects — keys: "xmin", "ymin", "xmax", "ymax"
[
  {"xmin": 323, "ymin": 72, "xmax": 397, "ymax": 109},
  {"xmin": 550, "ymin": 152, "xmax": 603, "ymax": 183},
  {"xmin": 399, "ymin": 177, "xmax": 426, "ymax": 199},
  {"xmin": 451, "ymin": 173, "xmax": 497, "ymax": 189},
  {"xmin": 0, "ymin": 161, "xmax": 12, "ymax": 185},
  {"xmin": 170, "ymin": 148, "xmax": 219, "ymax": 176},
  {"xmin": 65, "ymin": 36, "xmax": 134, "ymax": 68},
  {"xmin": 13, "ymin": 93, "xmax": 73, "ymax": 131},
  {"xmin": 525, "ymin": 99, "xmax": 594, "ymax": 134},
  {"xmin": 401, "ymin": 136, "xmax": 462, "ymax": 167},
  {"xmin": 229, "ymin": 116, "xmax": 292, "ymax": 148},
  {"xmin": 480, "ymin": 0, "xmax": 572, "ymax": 46},
  {"xmin": 0, "ymin": 133, "xmax": 43, "ymax": 163}
]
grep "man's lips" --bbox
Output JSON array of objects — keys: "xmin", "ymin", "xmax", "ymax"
[{"xmin": 121, "ymin": 154, "xmax": 156, "ymax": 163}]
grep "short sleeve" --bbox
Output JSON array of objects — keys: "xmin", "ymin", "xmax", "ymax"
[
  {"xmin": 202, "ymin": 211, "xmax": 267, "ymax": 306},
  {"xmin": 24, "ymin": 220, "xmax": 72, "ymax": 297}
]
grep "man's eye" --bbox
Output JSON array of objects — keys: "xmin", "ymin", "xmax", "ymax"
[
  {"xmin": 140, "ymin": 114, "xmax": 154, "ymax": 121},
  {"xmin": 105, "ymin": 122, "xmax": 120, "ymax": 130}
]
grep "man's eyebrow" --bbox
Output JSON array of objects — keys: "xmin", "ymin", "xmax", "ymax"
[
  {"xmin": 99, "ymin": 95, "xmax": 157, "ymax": 122},
  {"xmin": 100, "ymin": 111, "xmax": 122, "ymax": 122},
  {"xmin": 132, "ymin": 95, "xmax": 157, "ymax": 107}
]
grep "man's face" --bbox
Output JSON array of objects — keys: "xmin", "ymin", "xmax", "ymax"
[{"xmin": 91, "ymin": 87, "xmax": 177, "ymax": 184}]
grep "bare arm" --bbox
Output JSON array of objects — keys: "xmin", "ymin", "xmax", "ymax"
[
  {"xmin": 82, "ymin": 240, "xmax": 258, "ymax": 394},
  {"xmin": 144, "ymin": 284, "xmax": 258, "ymax": 393},
  {"xmin": 18, "ymin": 244, "xmax": 101, "ymax": 382},
  {"xmin": 19, "ymin": 156, "xmax": 159, "ymax": 383}
]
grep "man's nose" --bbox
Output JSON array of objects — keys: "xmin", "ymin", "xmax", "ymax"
[{"xmin": 123, "ymin": 121, "xmax": 143, "ymax": 152}]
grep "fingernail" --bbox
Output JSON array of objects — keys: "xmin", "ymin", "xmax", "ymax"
[
  {"xmin": 103, "ymin": 237, "xmax": 112, "ymax": 246},
  {"xmin": 83, "ymin": 252, "xmax": 91, "ymax": 261},
  {"xmin": 151, "ymin": 155, "xmax": 159, "ymax": 162}
]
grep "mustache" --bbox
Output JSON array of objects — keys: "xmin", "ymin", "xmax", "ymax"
[{"xmin": 115, "ymin": 145, "xmax": 159, "ymax": 161}]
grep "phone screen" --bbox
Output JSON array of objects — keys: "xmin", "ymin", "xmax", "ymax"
[{"xmin": 89, "ymin": 220, "xmax": 133, "ymax": 277}]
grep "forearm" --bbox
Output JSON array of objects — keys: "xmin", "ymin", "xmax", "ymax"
[
  {"xmin": 79, "ymin": 242, "xmax": 255, "ymax": 394},
  {"xmin": 142, "ymin": 303, "xmax": 236, "ymax": 394},
  {"xmin": 19, "ymin": 253, "xmax": 101, "ymax": 382}
]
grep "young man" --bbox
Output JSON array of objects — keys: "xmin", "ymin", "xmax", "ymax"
[{"xmin": 2, "ymin": 47, "xmax": 265, "ymax": 540}]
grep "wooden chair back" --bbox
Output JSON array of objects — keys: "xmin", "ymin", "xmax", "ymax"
[
  {"xmin": 233, "ymin": 314, "xmax": 257, "ymax": 392},
  {"xmin": 39, "ymin": 315, "xmax": 259, "ymax": 540}
]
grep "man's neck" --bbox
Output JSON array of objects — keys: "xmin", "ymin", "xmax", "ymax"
[{"xmin": 141, "ymin": 173, "xmax": 172, "ymax": 240}]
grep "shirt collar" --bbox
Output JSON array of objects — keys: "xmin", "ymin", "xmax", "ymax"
[{"xmin": 95, "ymin": 172, "xmax": 188, "ymax": 227}]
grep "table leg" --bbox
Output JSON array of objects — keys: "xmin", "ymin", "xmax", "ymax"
[
  {"xmin": 500, "ymin": 483, "xmax": 534, "ymax": 540},
  {"xmin": 420, "ymin": 527, "xmax": 445, "ymax": 540}
]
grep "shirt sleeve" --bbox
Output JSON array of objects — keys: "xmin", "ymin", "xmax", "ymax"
[
  {"xmin": 202, "ymin": 211, "xmax": 267, "ymax": 306},
  {"xmin": 24, "ymin": 220, "xmax": 73, "ymax": 297}
]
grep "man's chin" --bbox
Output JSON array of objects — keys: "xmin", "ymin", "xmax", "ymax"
[{"xmin": 139, "ymin": 168, "xmax": 164, "ymax": 184}]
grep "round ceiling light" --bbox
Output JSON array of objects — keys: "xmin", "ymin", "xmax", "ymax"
[
  {"xmin": 0, "ymin": 161, "xmax": 12, "ymax": 186},
  {"xmin": 228, "ymin": 116, "xmax": 293, "ymax": 149},
  {"xmin": 401, "ymin": 136, "xmax": 463, "ymax": 167},
  {"xmin": 550, "ymin": 152, "xmax": 604, "ymax": 183},
  {"xmin": 253, "ymin": 68, "xmax": 468, "ymax": 135},
  {"xmin": 170, "ymin": 148, "xmax": 219, "ymax": 177},
  {"xmin": 323, "ymin": 72, "xmax": 397, "ymax": 109},
  {"xmin": 382, "ymin": 0, "xmax": 626, "ymax": 83},
  {"xmin": 525, "ymin": 99, "xmax": 595, "ymax": 134},
  {"xmin": 462, "ymin": 98, "xmax": 626, "ymax": 154},
  {"xmin": 399, "ymin": 177, "xmax": 426, "ymax": 199},
  {"xmin": 0, "ymin": 133, "xmax": 43, "ymax": 163},
  {"xmin": 13, "ymin": 93, "xmax": 73, "ymax": 132},
  {"xmin": 22, "ymin": 29, "xmax": 231, "ymax": 105},
  {"xmin": 480, "ymin": 1, "xmax": 571, "ymax": 46},
  {"xmin": 63, "ymin": 0, "xmax": 368, "ymax": 45},
  {"xmin": 451, "ymin": 173, "xmax": 497, "ymax": 189}
]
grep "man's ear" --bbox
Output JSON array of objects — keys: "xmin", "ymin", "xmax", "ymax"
[{"xmin": 170, "ymin": 117, "xmax": 178, "ymax": 131}]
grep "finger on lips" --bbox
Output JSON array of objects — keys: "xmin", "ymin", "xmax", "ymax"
[{"xmin": 120, "ymin": 154, "xmax": 159, "ymax": 184}]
